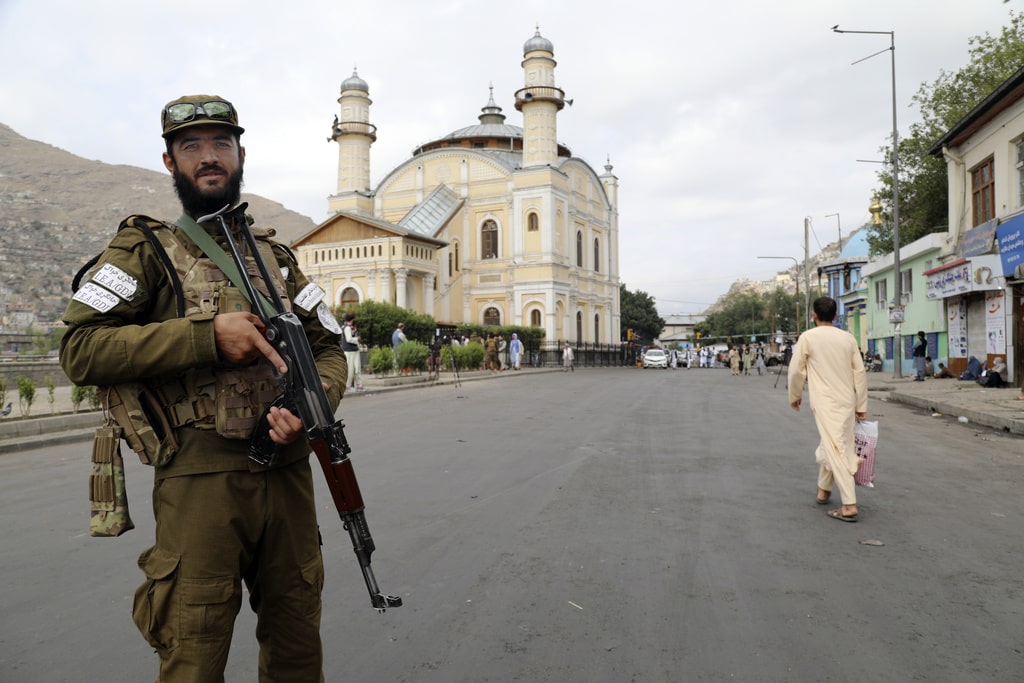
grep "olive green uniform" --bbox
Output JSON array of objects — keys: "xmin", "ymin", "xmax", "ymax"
[{"xmin": 61, "ymin": 214, "xmax": 346, "ymax": 682}]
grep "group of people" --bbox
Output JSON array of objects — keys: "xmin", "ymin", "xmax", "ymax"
[{"xmin": 726, "ymin": 343, "xmax": 768, "ymax": 376}]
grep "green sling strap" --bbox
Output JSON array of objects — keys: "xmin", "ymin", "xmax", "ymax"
[{"xmin": 173, "ymin": 212, "xmax": 277, "ymax": 319}]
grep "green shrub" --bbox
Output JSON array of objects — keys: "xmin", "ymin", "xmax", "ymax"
[
  {"xmin": 46, "ymin": 376, "xmax": 56, "ymax": 414},
  {"xmin": 71, "ymin": 384, "xmax": 94, "ymax": 413},
  {"xmin": 369, "ymin": 347, "xmax": 394, "ymax": 376},
  {"xmin": 395, "ymin": 340, "xmax": 428, "ymax": 372},
  {"xmin": 17, "ymin": 377, "xmax": 36, "ymax": 416}
]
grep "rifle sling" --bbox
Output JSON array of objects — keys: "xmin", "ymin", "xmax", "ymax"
[{"xmin": 173, "ymin": 212, "xmax": 277, "ymax": 319}]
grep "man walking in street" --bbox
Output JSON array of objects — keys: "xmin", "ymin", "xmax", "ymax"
[
  {"xmin": 60, "ymin": 94, "xmax": 347, "ymax": 680},
  {"xmin": 788, "ymin": 296, "xmax": 867, "ymax": 523}
]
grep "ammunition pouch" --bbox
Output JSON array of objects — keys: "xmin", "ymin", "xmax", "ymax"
[
  {"xmin": 89, "ymin": 423, "xmax": 135, "ymax": 537},
  {"xmin": 101, "ymin": 383, "xmax": 179, "ymax": 467}
]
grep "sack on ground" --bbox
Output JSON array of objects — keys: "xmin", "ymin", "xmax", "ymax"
[
  {"xmin": 853, "ymin": 420, "xmax": 878, "ymax": 488},
  {"xmin": 977, "ymin": 371, "xmax": 1004, "ymax": 388}
]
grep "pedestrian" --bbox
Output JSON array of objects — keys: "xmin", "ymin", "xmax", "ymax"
[
  {"xmin": 729, "ymin": 346, "xmax": 740, "ymax": 376},
  {"xmin": 509, "ymin": 332, "xmax": 523, "ymax": 370},
  {"xmin": 754, "ymin": 343, "xmax": 766, "ymax": 376},
  {"xmin": 342, "ymin": 312, "xmax": 364, "ymax": 390},
  {"xmin": 392, "ymin": 322, "xmax": 407, "ymax": 372},
  {"xmin": 392, "ymin": 322, "xmax": 407, "ymax": 351},
  {"xmin": 485, "ymin": 333, "xmax": 500, "ymax": 373},
  {"xmin": 59, "ymin": 94, "xmax": 348, "ymax": 679},
  {"xmin": 497, "ymin": 334, "xmax": 507, "ymax": 371},
  {"xmin": 913, "ymin": 331, "xmax": 927, "ymax": 381},
  {"xmin": 562, "ymin": 342, "xmax": 575, "ymax": 372},
  {"xmin": 788, "ymin": 296, "xmax": 867, "ymax": 523},
  {"xmin": 741, "ymin": 345, "xmax": 753, "ymax": 376}
]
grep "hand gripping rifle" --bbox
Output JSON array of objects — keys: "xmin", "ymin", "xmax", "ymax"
[{"xmin": 197, "ymin": 204, "xmax": 403, "ymax": 612}]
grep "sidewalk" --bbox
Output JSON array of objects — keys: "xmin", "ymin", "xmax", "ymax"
[
  {"xmin": 0, "ymin": 366, "xmax": 556, "ymax": 454},
  {"xmin": 869, "ymin": 373, "xmax": 1024, "ymax": 436}
]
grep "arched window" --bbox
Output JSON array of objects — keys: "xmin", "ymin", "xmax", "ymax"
[
  {"xmin": 593, "ymin": 237, "xmax": 600, "ymax": 273},
  {"xmin": 576, "ymin": 312, "xmax": 583, "ymax": 342},
  {"xmin": 484, "ymin": 307, "xmax": 501, "ymax": 326},
  {"xmin": 454, "ymin": 241, "xmax": 460, "ymax": 271},
  {"xmin": 576, "ymin": 231, "xmax": 583, "ymax": 267},
  {"xmin": 481, "ymin": 220, "xmax": 498, "ymax": 259},
  {"xmin": 340, "ymin": 287, "xmax": 359, "ymax": 309},
  {"xmin": 528, "ymin": 212, "xmax": 539, "ymax": 232},
  {"xmin": 530, "ymin": 309, "xmax": 541, "ymax": 327},
  {"xmin": 594, "ymin": 314, "xmax": 600, "ymax": 343}
]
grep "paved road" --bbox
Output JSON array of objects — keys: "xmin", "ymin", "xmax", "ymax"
[{"xmin": 1, "ymin": 368, "xmax": 1022, "ymax": 682}]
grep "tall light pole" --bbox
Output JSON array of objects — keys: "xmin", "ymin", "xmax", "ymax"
[
  {"xmin": 758, "ymin": 256, "xmax": 801, "ymax": 337},
  {"xmin": 833, "ymin": 25, "xmax": 902, "ymax": 378}
]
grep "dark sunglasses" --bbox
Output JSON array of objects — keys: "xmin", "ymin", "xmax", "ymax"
[{"xmin": 164, "ymin": 100, "xmax": 237, "ymax": 126}]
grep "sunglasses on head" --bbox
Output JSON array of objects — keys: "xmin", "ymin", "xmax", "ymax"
[{"xmin": 164, "ymin": 100, "xmax": 237, "ymax": 125}]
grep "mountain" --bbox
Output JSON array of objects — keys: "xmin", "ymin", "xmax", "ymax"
[{"xmin": 0, "ymin": 123, "xmax": 317, "ymax": 327}]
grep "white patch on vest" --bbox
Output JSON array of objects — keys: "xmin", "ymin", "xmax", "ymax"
[
  {"xmin": 91, "ymin": 263, "xmax": 138, "ymax": 301},
  {"xmin": 72, "ymin": 281, "xmax": 120, "ymax": 312},
  {"xmin": 294, "ymin": 283, "xmax": 325, "ymax": 313},
  {"xmin": 317, "ymin": 302, "xmax": 342, "ymax": 334},
  {"xmin": 280, "ymin": 266, "xmax": 290, "ymax": 280}
]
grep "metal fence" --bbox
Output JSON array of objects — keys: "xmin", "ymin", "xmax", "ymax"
[{"xmin": 521, "ymin": 341, "xmax": 635, "ymax": 368}]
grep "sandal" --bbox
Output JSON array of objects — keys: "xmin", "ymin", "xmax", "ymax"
[{"xmin": 827, "ymin": 508, "xmax": 858, "ymax": 523}]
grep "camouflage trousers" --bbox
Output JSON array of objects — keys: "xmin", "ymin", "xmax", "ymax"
[{"xmin": 132, "ymin": 460, "xmax": 325, "ymax": 682}]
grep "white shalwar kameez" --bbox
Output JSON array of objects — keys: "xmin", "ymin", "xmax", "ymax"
[{"xmin": 788, "ymin": 326, "xmax": 868, "ymax": 505}]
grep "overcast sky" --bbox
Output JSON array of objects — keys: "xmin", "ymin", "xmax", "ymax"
[{"xmin": 0, "ymin": 0, "xmax": 1018, "ymax": 315}]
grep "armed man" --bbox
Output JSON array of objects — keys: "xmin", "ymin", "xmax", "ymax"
[{"xmin": 60, "ymin": 95, "xmax": 348, "ymax": 681}]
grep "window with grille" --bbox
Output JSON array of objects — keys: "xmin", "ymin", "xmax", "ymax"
[{"xmin": 481, "ymin": 221, "xmax": 498, "ymax": 259}]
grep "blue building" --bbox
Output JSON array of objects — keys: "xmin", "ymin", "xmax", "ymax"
[{"xmin": 817, "ymin": 228, "xmax": 870, "ymax": 348}]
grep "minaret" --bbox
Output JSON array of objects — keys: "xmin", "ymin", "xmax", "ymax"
[
  {"xmin": 328, "ymin": 69, "xmax": 376, "ymax": 216},
  {"xmin": 514, "ymin": 28, "xmax": 565, "ymax": 167}
]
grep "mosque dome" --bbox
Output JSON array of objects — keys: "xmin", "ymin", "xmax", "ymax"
[
  {"xmin": 839, "ymin": 229, "xmax": 870, "ymax": 259},
  {"xmin": 340, "ymin": 69, "xmax": 368, "ymax": 93},
  {"xmin": 523, "ymin": 29, "xmax": 554, "ymax": 55}
]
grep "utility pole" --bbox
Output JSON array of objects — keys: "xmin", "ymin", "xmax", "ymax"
[{"xmin": 804, "ymin": 216, "xmax": 812, "ymax": 329}]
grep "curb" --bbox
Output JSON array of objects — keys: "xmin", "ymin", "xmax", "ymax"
[{"xmin": 887, "ymin": 390, "xmax": 1024, "ymax": 436}]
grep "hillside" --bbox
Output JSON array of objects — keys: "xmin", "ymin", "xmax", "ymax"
[{"xmin": 0, "ymin": 123, "xmax": 317, "ymax": 327}]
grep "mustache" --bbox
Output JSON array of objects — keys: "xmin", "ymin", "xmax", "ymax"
[{"xmin": 195, "ymin": 164, "xmax": 228, "ymax": 178}]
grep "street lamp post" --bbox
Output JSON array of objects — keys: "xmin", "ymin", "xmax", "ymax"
[
  {"xmin": 758, "ymin": 256, "xmax": 801, "ymax": 338},
  {"xmin": 833, "ymin": 25, "xmax": 902, "ymax": 377}
]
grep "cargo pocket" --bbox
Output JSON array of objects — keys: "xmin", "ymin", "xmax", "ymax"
[
  {"xmin": 298, "ymin": 552, "xmax": 325, "ymax": 620},
  {"xmin": 180, "ymin": 575, "xmax": 239, "ymax": 641},
  {"xmin": 132, "ymin": 546, "xmax": 181, "ymax": 652}
]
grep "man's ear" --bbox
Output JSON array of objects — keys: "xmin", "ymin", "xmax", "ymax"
[{"xmin": 163, "ymin": 152, "xmax": 175, "ymax": 173}]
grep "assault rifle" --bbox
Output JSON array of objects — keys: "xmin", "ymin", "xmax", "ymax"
[{"xmin": 198, "ymin": 204, "xmax": 402, "ymax": 613}]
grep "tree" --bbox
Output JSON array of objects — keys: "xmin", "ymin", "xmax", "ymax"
[
  {"xmin": 870, "ymin": 11, "xmax": 1024, "ymax": 254},
  {"xmin": 694, "ymin": 289, "xmax": 801, "ymax": 343},
  {"xmin": 619, "ymin": 284, "xmax": 665, "ymax": 344}
]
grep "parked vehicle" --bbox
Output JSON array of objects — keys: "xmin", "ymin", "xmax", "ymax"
[{"xmin": 642, "ymin": 348, "xmax": 668, "ymax": 369}]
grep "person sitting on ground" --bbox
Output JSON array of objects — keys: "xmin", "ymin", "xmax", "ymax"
[
  {"xmin": 924, "ymin": 356, "xmax": 934, "ymax": 377},
  {"xmin": 934, "ymin": 362, "xmax": 953, "ymax": 379}
]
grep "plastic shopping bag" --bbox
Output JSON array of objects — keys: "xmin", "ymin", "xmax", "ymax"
[{"xmin": 853, "ymin": 420, "xmax": 878, "ymax": 487}]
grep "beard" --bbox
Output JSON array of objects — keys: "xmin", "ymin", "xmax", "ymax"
[{"xmin": 171, "ymin": 163, "xmax": 244, "ymax": 217}]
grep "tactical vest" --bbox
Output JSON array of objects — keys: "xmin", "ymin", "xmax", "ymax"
[{"xmin": 82, "ymin": 215, "xmax": 295, "ymax": 464}]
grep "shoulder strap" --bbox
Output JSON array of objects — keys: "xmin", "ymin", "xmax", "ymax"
[{"xmin": 122, "ymin": 216, "xmax": 186, "ymax": 318}]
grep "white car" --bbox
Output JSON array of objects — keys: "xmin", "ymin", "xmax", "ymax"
[{"xmin": 642, "ymin": 348, "xmax": 668, "ymax": 369}]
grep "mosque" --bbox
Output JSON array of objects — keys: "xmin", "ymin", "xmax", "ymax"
[{"xmin": 291, "ymin": 29, "xmax": 621, "ymax": 344}]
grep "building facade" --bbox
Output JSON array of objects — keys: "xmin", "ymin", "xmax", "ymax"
[
  {"xmin": 928, "ymin": 64, "xmax": 1024, "ymax": 382},
  {"xmin": 862, "ymin": 233, "xmax": 946, "ymax": 374},
  {"xmin": 293, "ymin": 30, "xmax": 621, "ymax": 344},
  {"xmin": 819, "ymin": 228, "xmax": 870, "ymax": 345}
]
